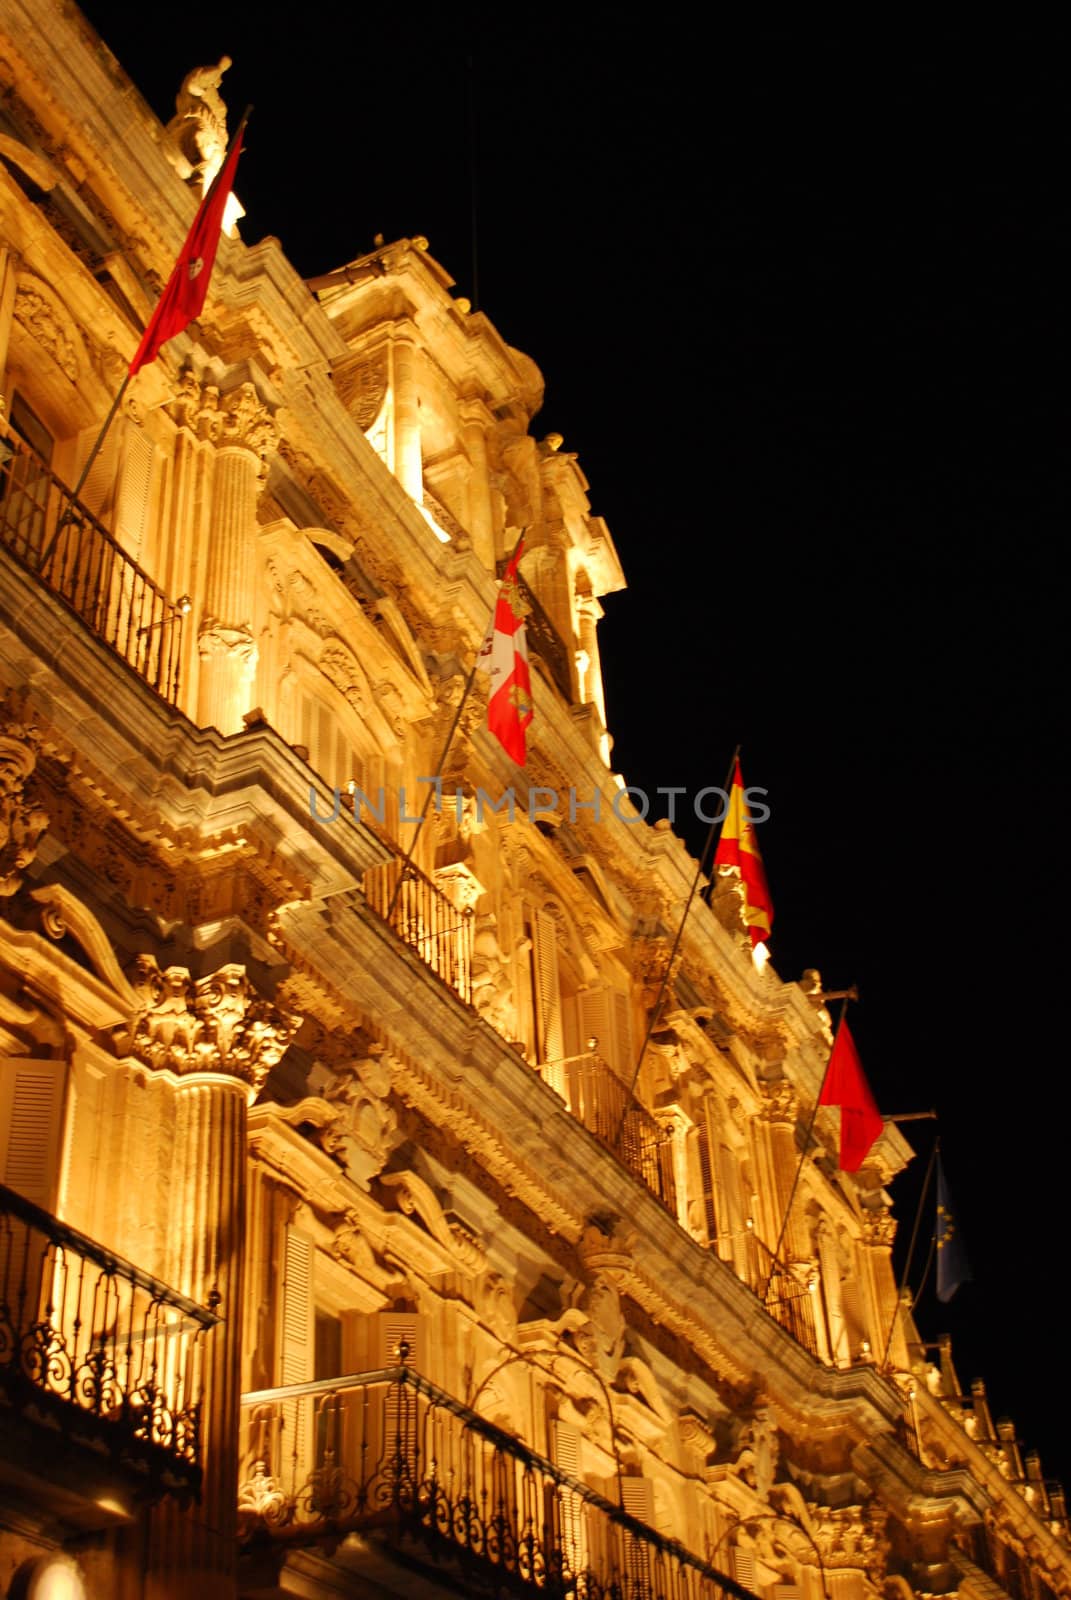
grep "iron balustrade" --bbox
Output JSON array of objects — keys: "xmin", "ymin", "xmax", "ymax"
[
  {"xmin": 363, "ymin": 854, "xmax": 475, "ymax": 1005},
  {"xmin": 0, "ymin": 1181, "xmax": 216, "ymax": 1488},
  {"xmin": 537, "ymin": 1052, "xmax": 677, "ymax": 1216},
  {"xmin": 751, "ymin": 1237, "xmax": 822, "ymax": 1361},
  {"xmin": 238, "ymin": 1361, "xmax": 756, "ymax": 1600},
  {"xmin": 0, "ymin": 427, "xmax": 187, "ymax": 704}
]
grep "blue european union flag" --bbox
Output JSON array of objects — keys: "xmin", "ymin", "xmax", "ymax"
[{"xmin": 936, "ymin": 1155, "xmax": 971, "ymax": 1303}]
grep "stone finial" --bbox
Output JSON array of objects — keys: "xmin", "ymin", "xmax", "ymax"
[
  {"xmin": 127, "ymin": 956, "xmax": 300, "ymax": 1092},
  {"xmin": 167, "ymin": 57, "xmax": 233, "ymax": 186},
  {"xmin": 0, "ymin": 688, "xmax": 51, "ymax": 897}
]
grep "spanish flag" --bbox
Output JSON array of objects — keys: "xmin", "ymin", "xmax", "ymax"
[{"xmin": 713, "ymin": 758, "xmax": 774, "ymax": 946}]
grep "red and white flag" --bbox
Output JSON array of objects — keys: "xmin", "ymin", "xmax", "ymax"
[
  {"xmin": 129, "ymin": 125, "xmax": 245, "ymax": 376},
  {"xmin": 818, "ymin": 1018, "xmax": 884, "ymax": 1171},
  {"xmin": 481, "ymin": 543, "xmax": 533, "ymax": 764}
]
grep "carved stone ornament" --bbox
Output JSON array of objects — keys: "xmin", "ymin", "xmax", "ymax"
[
  {"xmin": 731, "ymin": 1405, "xmax": 780, "ymax": 1501},
  {"xmin": 334, "ymin": 353, "xmax": 389, "ymax": 431},
  {"xmin": 0, "ymin": 690, "xmax": 51, "ymax": 896},
  {"xmin": 758, "ymin": 1077, "xmax": 799, "ymax": 1125},
  {"xmin": 166, "ymin": 57, "xmax": 232, "ymax": 184},
  {"xmin": 275, "ymin": 1043, "xmax": 401, "ymax": 1185},
  {"xmin": 127, "ymin": 956, "xmax": 300, "ymax": 1092},
  {"xmin": 219, "ymin": 381, "xmax": 280, "ymax": 468},
  {"xmin": 14, "ymin": 281, "xmax": 79, "ymax": 381}
]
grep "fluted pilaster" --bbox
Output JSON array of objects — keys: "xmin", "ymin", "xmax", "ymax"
[
  {"xmin": 148, "ymin": 1077, "xmax": 246, "ymax": 1600},
  {"xmin": 196, "ymin": 380, "xmax": 278, "ymax": 734}
]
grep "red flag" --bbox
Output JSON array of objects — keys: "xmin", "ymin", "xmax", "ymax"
[
  {"xmin": 129, "ymin": 128, "xmax": 245, "ymax": 375},
  {"xmin": 818, "ymin": 1019, "xmax": 883, "ymax": 1171},
  {"xmin": 713, "ymin": 758, "xmax": 773, "ymax": 946},
  {"xmin": 481, "ymin": 544, "xmax": 533, "ymax": 763}
]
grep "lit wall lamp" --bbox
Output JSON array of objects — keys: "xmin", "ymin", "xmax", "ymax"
[{"xmin": 137, "ymin": 594, "xmax": 192, "ymax": 638}]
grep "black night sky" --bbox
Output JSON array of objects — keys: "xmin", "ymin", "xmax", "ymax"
[{"xmin": 76, "ymin": 5, "xmax": 1069, "ymax": 1475}]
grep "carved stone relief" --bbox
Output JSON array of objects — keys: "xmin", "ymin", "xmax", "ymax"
[
  {"xmin": 0, "ymin": 690, "xmax": 51, "ymax": 896},
  {"xmin": 127, "ymin": 956, "xmax": 300, "ymax": 1092}
]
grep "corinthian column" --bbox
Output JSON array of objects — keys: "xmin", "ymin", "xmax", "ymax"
[
  {"xmin": 130, "ymin": 959, "xmax": 299, "ymax": 1600},
  {"xmin": 197, "ymin": 380, "xmax": 278, "ymax": 734}
]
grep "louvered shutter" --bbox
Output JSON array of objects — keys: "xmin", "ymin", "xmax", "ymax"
[
  {"xmin": 696, "ymin": 1124, "xmax": 718, "ymax": 1246},
  {"xmin": 79, "ymin": 427, "xmax": 119, "ymax": 521},
  {"xmin": 116, "ymin": 425, "xmax": 155, "ymax": 560},
  {"xmin": 375, "ymin": 1310, "xmax": 423, "ymax": 1368},
  {"xmin": 0, "ymin": 1059, "xmax": 65, "ymax": 1209},
  {"xmin": 610, "ymin": 989, "xmax": 633, "ymax": 1080},
  {"xmin": 376, "ymin": 1312, "xmax": 424, "ymax": 1490},
  {"xmin": 548, "ymin": 1420, "xmax": 587, "ymax": 1577},
  {"xmin": 577, "ymin": 988, "xmax": 610, "ymax": 1061},
  {"xmin": 620, "ymin": 1475, "xmax": 656, "ymax": 1590},
  {"xmin": 732, "ymin": 1547, "xmax": 757, "ymax": 1591},
  {"xmin": 279, "ymin": 1229, "xmax": 314, "ymax": 1481},
  {"xmin": 533, "ymin": 908, "xmax": 563, "ymax": 1065}
]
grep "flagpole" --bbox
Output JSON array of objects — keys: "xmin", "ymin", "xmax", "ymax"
[
  {"xmin": 611, "ymin": 745, "xmax": 740, "ymax": 1152},
  {"xmin": 760, "ymin": 993, "xmax": 855, "ymax": 1305},
  {"xmin": 383, "ymin": 527, "xmax": 527, "ymax": 927},
  {"xmin": 37, "ymin": 106, "xmax": 253, "ymax": 578},
  {"xmin": 879, "ymin": 1135, "xmax": 939, "ymax": 1372}
]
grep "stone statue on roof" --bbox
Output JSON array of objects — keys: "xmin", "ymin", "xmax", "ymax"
[{"xmin": 166, "ymin": 57, "xmax": 233, "ymax": 190}]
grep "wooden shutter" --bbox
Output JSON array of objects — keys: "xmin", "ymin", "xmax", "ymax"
[
  {"xmin": 375, "ymin": 1311, "xmax": 423, "ymax": 1368},
  {"xmin": 282, "ymin": 1230, "xmax": 314, "ymax": 1387},
  {"xmin": 78, "ymin": 426, "xmax": 119, "ymax": 520},
  {"xmin": 0, "ymin": 1059, "xmax": 65, "ymax": 1209},
  {"xmin": 533, "ymin": 909, "xmax": 563, "ymax": 1064},
  {"xmin": 116, "ymin": 425, "xmax": 155, "ymax": 559},
  {"xmin": 610, "ymin": 989, "xmax": 633, "ymax": 1080},
  {"xmin": 279, "ymin": 1228, "xmax": 314, "ymax": 1482},
  {"xmin": 548, "ymin": 1420, "xmax": 587, "ymax": 1575},
  {"xmin": 732, "ymin": 1547, "xmax": 756, "ymax": 1591},
  {"xmin": 620, "ymin": 1476, "xmax": 656, "ymax": 1589},
  {"xmin": 696, "ymin": 1124, "xmax": 718, "ymax": 1246},
  {"xmin": 376, "ymin": 1313, "xmax": 424, "ymax": 1491},
  {"xmin": 577, "ymin": 987, "xmax": 610, "ymax": 1061}
]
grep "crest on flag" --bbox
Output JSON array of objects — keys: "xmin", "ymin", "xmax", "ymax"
[{"xmin": 481, "ymin": 541, "xmax": 534, "ymax": 764}]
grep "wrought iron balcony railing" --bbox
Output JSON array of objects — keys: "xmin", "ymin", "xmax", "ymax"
[
  {"xmin": 363, "ymin": 854, "xmax": 475, "ymax": 1006},
  {"xmin": 239, "ymin": 1360, "xmax": 755, "ymax": 1600},
  {"xmin": 538, "ymin": 1052, "xmax": 678, "ymax": 1216},
  {"xmin": 0, "ymin": 1181, "xmax": 217, "ymax": 1495},
  {"xmin": 753, "ymin": 1238, "xmax": 822, "ymax": 1362},
  {"xmin": 0, "ymin": 427, "xmax": 187, "ymax": 704}
]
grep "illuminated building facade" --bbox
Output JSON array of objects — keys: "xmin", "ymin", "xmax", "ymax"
[{"xmin": 0, "ymin": 4, "xmax": 1068, "ymax": 1598}]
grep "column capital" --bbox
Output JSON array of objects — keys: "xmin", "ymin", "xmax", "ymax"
[
  {"xmin": 167, "ymin": 359, "xmax": 281, "ymax": 473},
  {"xmin": 127, "ymin": 957, "xmax": 300, "ymax": 1094}
]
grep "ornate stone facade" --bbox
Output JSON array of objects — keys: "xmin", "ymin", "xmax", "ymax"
[{"xmin": 0, "ymin": 9, "xmax": 1067, "ymax": 1600}]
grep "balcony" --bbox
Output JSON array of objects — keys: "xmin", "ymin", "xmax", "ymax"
[
  {"xmin": 238, "ymin": 1360, "xmax": 754, "ymax": 1600},
  {"xmin": 0, "ymin": 1181, "xmax": 216, "ymax": 1506},
  {"xmin": 363, "ymin": 854, "xmax": 475, "ymax": 1006},
  {"xmin": 538, "ymin": 1052, "xmax": 678, "ymax": 1216},
  {"xmin": 0, "ymin": 427, "xmax": 187, "ymax": 705}
]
